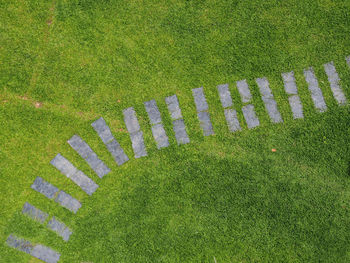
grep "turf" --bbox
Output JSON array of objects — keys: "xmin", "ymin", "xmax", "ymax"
[{"xmin": 1, "ymin": 0, "xmax": 350, "ymax": 262}]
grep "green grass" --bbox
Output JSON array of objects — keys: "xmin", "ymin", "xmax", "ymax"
[{"xmin": 1, "ymin": 0, "xmax": 350, "ymax": 262}]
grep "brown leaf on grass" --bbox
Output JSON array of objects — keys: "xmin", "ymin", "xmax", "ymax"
[{"xmin": 34, "ymin": 102, "xmax": 42, "ymax": 108}]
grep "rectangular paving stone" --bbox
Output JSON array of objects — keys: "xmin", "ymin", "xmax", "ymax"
[
  {"xmin": 91, "ymin": 117, "xmax": 114, "ymax": 144},
  {"xmin": 144, "ymin": 99, "xmax": 162, "ymax": 125},
  {"xmin": 130, "ymin": 131, "xmax": 147, "ymax": 158},
  {"xmin": 217, "ymin": 84, "xmax": 233, "ymax": 108},
  {"xmin": 237, "ymin": 80, "xmax": 252, "ymax": 103},
  {"xmin": 22, "ymin": 202, "xmax": 48, "ymax": 224},
  {"xmin": 192, "ymin": 87, "xmax": 209, "ymax": 112},
  {"xmin": 304, "ymin": 67, "xmax": 327, "ymax": 112},
  {"xmin": 197, "ymin": 111, "xmax": 214, "ymax": 136},
  {"xmin": 123, "ymin": 107, "xmax": 140, "ymax": 134},
  {"xmin": 288, "ymin": 95, "xmax": 304, "ymax": 119},
  {"xmin": 347, "ymin": 56, "xmax": 350, "ymax": 68},
  {"xmin": 256, "ymin": 77, "xmax": 283, "ymax": 123},
  {"xmin": 165, "ymin": 95, "xmax": 182, "ymax": 120},
  {"xmin": 224, "ymin": 109, "xmax": 241, "ymax": 132},
  {"xmin": 151, "ymin": 123, "xmax": 169, "ymax": 149},
  {"xmin": 242, "ymin": 104, "xmax": 260, "ymax": 129},
  {"xmin": 55, "ymin": 191, "xmax": 81, "ymax": 213},
  {"xmin": 31, "ymin": 244, "xmax": 60, "ymax": 263},
  {"xmin": 324, "ymin": 62, "xmax": 347, "ymax": 105},
  {"xmin": 172, "ymin": 119, "xmax": 190, "ymax": 145},
  {"xmin": 7, "ymin": 234, "xmax": 34, "ymax": 254},
  {"xmin": 68, "ymin": 135, "xmax": 110, "ymax": 178},
  {"xmin": 51, "ymin": 153, "xmax": 98, "ymax": 196},
  {"xmin": 106, "ymin": 139, "xmax": 129, "ymax": 165},
  {"xmin": 47, "ymin": 217, "xmax": 72, "ymax": 242},
  {"xmin": 282, "ymin": 71, "xmax": 298, "ymax": 95},
  {"xmin": 31, "ymin": 177, "xmax": 59, "ymax": 200}
]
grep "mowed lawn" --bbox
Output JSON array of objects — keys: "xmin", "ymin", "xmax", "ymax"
[{"xmin": 1, "ymin": 0, "xmax": 350, "ymax": 262}]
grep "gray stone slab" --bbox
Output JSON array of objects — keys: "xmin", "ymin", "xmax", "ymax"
[
  {"xmin": 22, "ymin": 202, "xmax": 48, "ymax": 224},
  {"xmin": 55, "ymin": 191, "xmax": 81, "ymax": 213},
  {"xmin": 47, "ymin": 217, "xmax": 72, "ymax": 242},
  {"xmin": 68, "ymin": 135, "xmax": 110, "ymax": 178},
  {"xmin": 165, "ymin": 95, "xmax": 182, "ymax": 120},
  {"xmin": 31, "ymin": 177, "xmax": 59, "ymax": 199},
  {"xmin": 304, "ymin": 67, "xmax": 327, "ymax": 112},
  {"xmin": 130, "ymin": 131, "xmax": 147, "ymax": 158},
  {"xmin": 106, "ymin": 139, "xmax": 129, "ymax": 165},
  {"xmin": 217, "ymin": 84, "xmax": 233, "ymax": 108},
  {"xmin": 324, "ymin": 62, "xmax": 347, "ymax": 105},
  {"xmin": 288, "ymin": 95, "xmax": 304, "ymax": 119},
  {"xmin": 237, "ymin": 80, "xmax": 252, "ymax": 103},
  {"xmin": 6, "ymin": 234, "xmax": 34, "ymax": 254},
  {"xmin": 31, "ymin": 245, "xmax": 60, "ymax": 263},
  {"xmin": 144, "ymin": 100, "xmax": 162, "ymax": 125},
  {"xmin": 242, "ymin": 104, "xmax": 260, "ymax": 129},
  {"xmin": 346, "ymin": 56, "xmax": 350, "ymax": 68},
  {"xmin": 91, "ymin": 117, "xmax": 114, "ymax": 144},
  {"xmin": 282, "ymin": 71, "xmax": 298, "ymax": 95},
  {"xmin": 50, "ymin": 154, "xmax": 77, "ymax": 178},
  {"xmin": 70, "ymin": 170, "xmax": 98, "ymax": 196},
  {"xmin": 197, "ymin": 111, "xmax": 214, "ymax": 136},
  {"xmin": 256, "ymin": 77, "xmax": 274, "ymax": 99},
  {"xmin": 151, "ymin": 123, "xmax": 169, "ymax": 149},
  {"xmin": 192, "ymin": 87, "xmax": 209, "ymax": 112},
  {"xmin": 172, "ymin": 119, "xmax": 190, "ymax": 145},
  {"xmin": 224, "ymin": 109, "xmax": 241, "ymax": 132},
  {"xmin": 123, "ymin": 107, "xmax": 140, "ymax": 134}
]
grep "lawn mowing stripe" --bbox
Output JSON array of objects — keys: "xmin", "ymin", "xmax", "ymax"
[
  {"xmin": 123, "ymin": 107, "xmax": 148, "ymax": 158},
  {"xmin": 165, "ymin": 95, "xmax": 190, "ymax": 145},
  {"xmin": 256, "ymin": 77, "xmax": 283, "ymax": 123},
  {"xmin": 68, "ymin": 135, "xmax": 110, "ymax": 178},
  {"xmin": 192, "ymin": 87, "xmax": 214, "ymax": 136},
  {"xmin": 281, "ymin": 71, "xmax": 304, "ymax": 119},
  {"xmin": 50, "ymin": 153, "xmax": 98, "ymax": 196},
  {"xmin": 324, "ymin": 62, "xmax": 347, "ymax": 105},
  {"xmin": 22, "ymin": 202, "xmax": 48, "ymax": 224},
  {"xmin": 144, "ymin": 99, "xmax": 169, "ymax": 149},
  {"xmin": 47, "ymin": 216, "xmax": 72, "ymax": 242},
  {"xmin": 303, "ymin": 67, "xmax": 327, "ymax": 112},
  {"xmin": 236, "ymin": 80, "xmax": 260, "ymax": 129},
  {"xmin": 31, "ymin": 177, "xmax": 81, "ymax": 213},
  {"xmin": 91, "ymin": 117, "xmax": 129, "ymax": 166},
  {"xmin": 6, "ymin": 234, "xmax": 60, "ymax": 263}
]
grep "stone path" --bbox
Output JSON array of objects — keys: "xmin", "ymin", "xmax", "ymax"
[
  {"xmin": 304, "ymin": 67, "xmax": 327, "ymax": 112},
  {"xmin": 192, "ymin": 87, "xmax": 214, "ymax": 136},
  {"xmin": 237, "ymin": 80, "xmax": 260, "ymax": 129},
  {"xmin": 324, "ymin": 62, "xmax": 347, "ymax": 105},
  {"xmin": 282, "ymin": 71, "xmax": 304, "ymax": 119},
  {"xmin": 346, "ymin": 56, "xmax": 350, "ymax": 68}
]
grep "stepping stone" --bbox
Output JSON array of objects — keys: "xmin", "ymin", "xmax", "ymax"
[
  {"xmin": 224, "ymin": 109, "xmax": 241, "ymax": 132},
  {"xmin": 303, "ymin": 67, "xmax": 327, "ymax": 112},
  {"xmin": 22, "ymin": 202, "xmax": 48, "ymax": 224},
  {"xmin": 236, "ymin": 80, "xmax": 252, "ymax": 104},
  {"xmin": 192, "ymin": 87, "xmax": 209, "ymax": 112},
  {"xmin": 50, "ymin": 154, "xmax": 98, "ymax": 196},
  {"xmin": 282, "ymin": 72, "xmax": 304, "ymax": 119},
  {"xmin": 324, "ymin": 62, "xmax": 347, "ymax": 105},
  {"xmin": 47, "ymin": 217, "xmax": 72, "ymax": 242},
  {"xmin": 172, "ymin": 119, "xmax": 190, "ymax": 145},
  {"xmin": 256, "ymin": 77, "xmax": 283, "ymax": 123},
  {"xmin": 123, "ymin": 107, "xmax": 148, "ymax": 158},
  {"xmin": 68, "ymin": 135, "xmax": 110, "ymax": 178},
  {"xmin": 6, "ymin": 234, "xmax": 60, "ymax": 263},
  {"xmin": 31, "ymin": 177, "xmax": 81, "ymax": 213},
  {"xmin": 197, "ymin": 111, "xmax": 214, "ymax": 136},
  {"xmin": 144, "ymin": 100, "xmax": 162, "ymax": 125},
  {"xmin": 192, "ymin": 87, "xmax": 214, "ymax": 136},
  {"xmin": 242, "ymin": 104, "xmax": 260, "ymax": 129},
  {"xmin": 165, "ymin": 95, "xmax": 183, "ymax": 120},
  {"xmin": 217, "ymin": 84, "xmax": 233, "ymax": 108},
  {"xmin": 92, "ymin": 117, "xmax": 129, "ymax": 166},
  {"xmin": 347, "ymin": 56, "xmax": 350, "ymax": 68}
]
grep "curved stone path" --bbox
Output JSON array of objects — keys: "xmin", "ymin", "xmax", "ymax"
[{"xmin": 6, "ymin": 57, "xmax": 349, "ymax": 262}]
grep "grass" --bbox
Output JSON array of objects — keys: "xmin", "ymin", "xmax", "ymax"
[{"xmin": 1, "ymin": 0, "xmax": 350, "ymax": 262}]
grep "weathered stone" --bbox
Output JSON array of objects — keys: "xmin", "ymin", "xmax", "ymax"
[
  {"xmin": 50, "ymin": 154, "xmax": 77, "ymax": 178},
  {"xmin": 242, "ymin": 104, "xmax": 260, "ymax": 129},
  {"xmin": 224, "ymin": 109, "xmax": 241, "ymax": 132},
  {"xmin": 324, "ymin": 62, "xmax": 347, "ymax": 105},
  {"xmin": 144, "ymin": 100, "xmax": 162, "ymax": 125},
  {"xmin": 282, "ymin": 71, "xmax": 298, "ymax": 95},
  {"xmin": 197, "ymin": 111, "xmax": 214, "ymax": 136},
  {"xmin": 22, "ymin": 202, "xmax": 48, "ymax": 224},
  {"xmin": 31, "ymin": 177, "xmax": 59, "ymax": 199},
  {"xmin": 130, "ymin": 131, "xmax": 147, "ymax": 158},
  {"xmin": 123, "ymin": 107, "xmax": 140, "ymax": 134},
  {"xmin": 70, "ymin": 170, "xmax": 98, "ymax": 196},
  {"xmin": 91, "ymin": 117, "xmax": 114, "ymax": 144},
  {"xmin": 31, "ymin": 245, "xmax": 60, "ymax": 263},
  {"xmin": 106, "ymin": 139, "xmax": 129, "ymax": 165},
  {"xmin": 6, "ymin": 234, "xmax": 33, "ymax": 254},
  {"xmin": 172, "ymin": 119, "xmax": 190, "ymax": 145},
  {"xmin": 151, "ymin": 123, "xmax": 169, "ymax": 149},
  {"xmin": 165, "ymin": 95, "xmax": 182, "ymax": 120},
  {"xmin": 47, "ymin": 217, "xmax": 72, "ymax": 242},
  {"xmin": 288, "ymin": 95, "xmax": 304, "ymax": 119},
  {"xmin": 303, "ymin": 67, "xmax": 327, "ymax": 112},
  {"xmin": 55, "ymin": 191, "xmax": 81, "ymax": 214},
  {"xmin": 236, "ymin": 80, "xmax": 252, "ymax": 103},
  {"xmin": 346, "ymin": 56, "xmax": 350, "ymax": 68},
  {"xmin": 192, "ymin": 87, "xmax": 209, "ymax": 112},
  {"xmin": 217, "ymin": 84, "xmax": 233, "ymax": 108}
]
